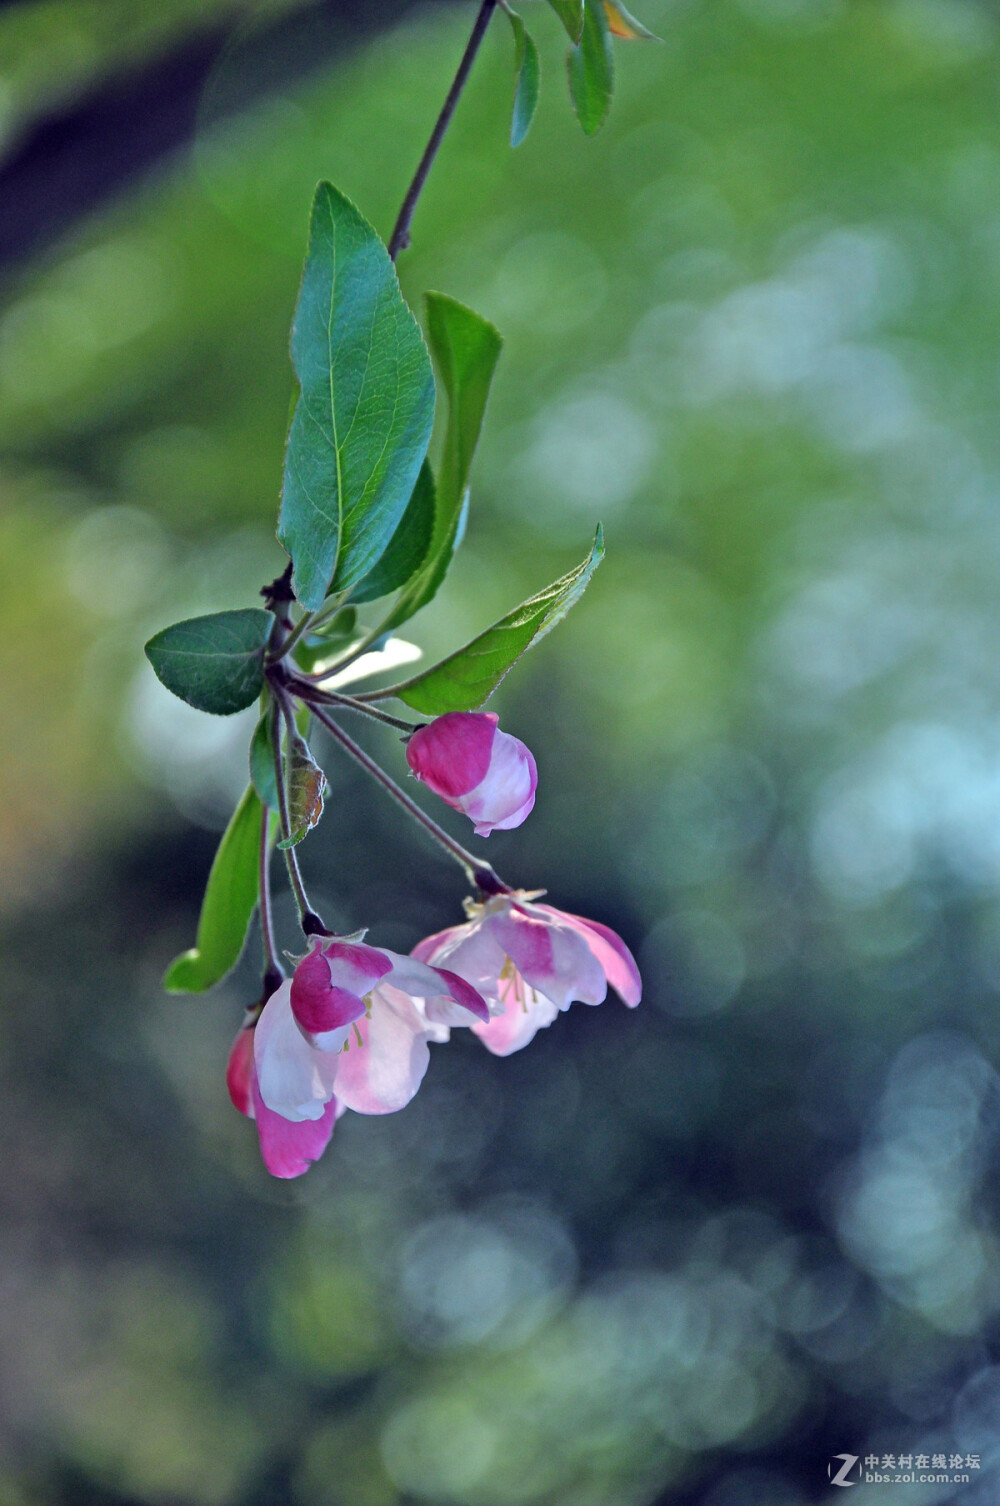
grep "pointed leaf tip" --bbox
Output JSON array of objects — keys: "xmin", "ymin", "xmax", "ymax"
[
  {"xmin": 603, "ymin": 0, "xmax": 659, "ymax": 39},
  {"xmin": 385, "ymin": 528, "xmax": 605, "ymax": 715},
  {"xmin": 568, "ymin": 0, "xmax": 614, "ymax": 137},
  {"xmin": 506, "ymin": 7, "xmax": 541, "ymax": 148}
]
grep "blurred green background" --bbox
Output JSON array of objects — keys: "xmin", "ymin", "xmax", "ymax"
[{"xmin": 5, "ymin": 0, "xmax": 1000, "ymax": 1501}]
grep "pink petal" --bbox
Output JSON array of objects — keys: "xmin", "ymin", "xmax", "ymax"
[
  {"xmin": 418, "ymin": 919, "xmax": 507, "ymax": 989},
  {"xmin": 488, "ymin": 907, "xmax": 606, "ymax": 1011},
  {"xmin": 428, "ymin": 966, "xmax": 491, "ymax": 1024},
  {"xmin": 461, "ymin": 730, "xmax": 538, "ymax": 837},
  {"xmin": 411, "ymin": 922, "xmax": 472, "ymax": 965},
  {"xmin": 380, "ymin": 948, "xmax": 491, "ymax": 1025},
  {"xmin": 254, "ymin": 981, "xmax": 341, "ymax": 1120},
  {"xmin": 323, "ymin": 940, "xmax": 393, "ymax": 994},
  {"xmin": 251, "ymin": 1073, "xmax": 337, "ymax": 1178},
  {"xmin": 406, "ymin": 713, "xmax": 498, "ymax": 798},
  {"xmin": 291, "ymin": 939, "xmax": 388, "ymax": 1037},
  {"xmin": 534, "ymin": 904, "xmax": 642, "ymax": 1007},
  {"xmin": 226, "ymin": 1027, "xmax": 255, "ymax": 1118},
  {"xmin": 472, "ymin": 982, "xmax": 559, "ymax": 1056},
  {"xmin": 333, "ymin": 986, "xmax": 433, "ymax": 1115}
]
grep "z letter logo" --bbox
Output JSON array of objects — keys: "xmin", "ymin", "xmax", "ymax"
[{"xmin": 828, "ymin": 1454, "xmax": 859, "ymax": 1488}]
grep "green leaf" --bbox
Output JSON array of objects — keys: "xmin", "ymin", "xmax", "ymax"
[
  {"xmin": 506, "ymin": 8, "xmax": 541, "ymax": 148},
  {"xmin": 293, "ymin": 607, "xmax": 363, "ymax": 671},
  {"xmin": 164, "ymin": 785, "xmax": 265, "ymax": 993},
  {"xmin": 387, "ymin": 527, "xmax": 605, "ymax": 715},
  {"xmin": 250, "ymin": 712, "xmax": 279, "ymax": 808},
  {"xmin": 312, "ymin": 605, "xmax": 358, "ymax": 641},
  {"xmin": 603, "ymin": 0, "xmax": 659, "ymax": 39},
  {"xmin": 545, "ymin": 0, "xmax": 584, "ymax": 41},
  {"xmin": 278, "ymin": 182, "xmax": 435, "ymax": 610},
  {"xmin": 568, "ymin": 0, "xmax": 614, "ymax": 136},
  {"xmin": 144, "ymin": 609, "xmax": 273, "ymax": 715},
  {"xmin": 277, "ymin": 734, "xmax": 326, "ymax": 848},
  {"xmin": 349, "ymin": 461, "xmax": 436, "ymax": 603},
  {"xmin": 381, "ymin": 294, "xmax": 502, "ymax": 632}
]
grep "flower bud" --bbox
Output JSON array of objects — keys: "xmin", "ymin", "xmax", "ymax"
[
  {"xmin": 226, "ymin": 1026, "xmax": 256, "ymax": 1117},
  {"xmin": 405, "ymin": 712, "xmax": 537, "ymax": 836}
]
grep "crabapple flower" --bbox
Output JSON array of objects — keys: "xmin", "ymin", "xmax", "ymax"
[
  {"xmin": 413, "ymin": 892, "xmax": 641, "ymax": 1056},
  {"xmin": 231, "ymin": 937, "xmax": 491, "ymax": 1178},
  {"xmin": 290, "ymin": 937, "xmax": 393, "ymax": 1048},
  {"xmin": 405, "ymin": 712, "xmax": 537, "ymax": 836},
  {"xmin": 226, "ymin": 1022, "xmax": 340, "ymax": 1180}
]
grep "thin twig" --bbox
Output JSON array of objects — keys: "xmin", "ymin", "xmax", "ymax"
[
  {"xmin": 293, "ymin": 678, "xmax": 418, "ymax": 734},
  {"xmin": 258, "ymin": 802, "xmax": 284, "ymax": 996},
  {"xmin": 388, "ymin": 0, "xmax": 498, "ymax": 261},
  {"xmin": 306, "ymin": 699, "xmax": 511, "ymax": 896}
]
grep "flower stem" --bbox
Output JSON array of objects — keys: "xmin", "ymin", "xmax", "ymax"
[
  {"xmin": 292, "ymin": 678, "xmax": 418, "ymax": 734},
  {"xmin": 304, "ymin": 698, "xmax": 510, "ymax": 896},
  {"xmin": 387, "ymin": 0, "xmax": 498, "ymax": 261},
  {"xmin": 270, "ymin": 700, "xmax": 328, "ymax": 936},
  {"xmin": 258, "ymin": 803, "xmax": 284, "ymax": 996},
  {"xmin": 269, "ymin": 608, "xmax": 315, "ymax": 663}
]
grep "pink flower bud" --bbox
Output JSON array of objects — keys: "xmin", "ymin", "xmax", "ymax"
[
  {"xmin": 405, "ymin": 712, "xmax": 537, "ymax": 837},
  {"xmin": 226, "ymin": 1026, "xmax": 256, "ymax": 1117}
]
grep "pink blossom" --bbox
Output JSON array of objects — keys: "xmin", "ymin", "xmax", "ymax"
[
  {"xmin": 226, "ymin": 1020, "xmax": 340, "ymax": 1180},
  {"xmin": 405, "ymin": 712, "xmax": 537, "ymax": 836},
  {"xmin": 290, "ymin": 938, "xmax": 392, "ymax": 1047},
  {"xmin": 412, "ymin": 892, "xmax": 641, "ymax": 1056},
  {"xmin": 231, "ymin": 940, "xmax": 490, "ymax": 1178}
]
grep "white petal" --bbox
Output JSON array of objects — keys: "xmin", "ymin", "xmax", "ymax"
[{"xmin": 254, "ymin": 980, "xmax": 340, "ymax": 1122}]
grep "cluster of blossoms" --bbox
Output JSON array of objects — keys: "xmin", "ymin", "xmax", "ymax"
[{"xmin": 228, "ymin": 711, "xmax": 640, "ymax": 1178}]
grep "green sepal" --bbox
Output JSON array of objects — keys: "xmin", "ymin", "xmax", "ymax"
[
  {"xmin": 506, "ymin": 7, "xmax": 541, "ymax": 148},
  {"xmin": 380, "ymin": 294, "xmax": 502, "ymax": 633},
  {"xmin": 278, "ymin": 182, "xmax": 435, "ymax": 609},
  {"xmin": 144, "ymin": 609, "xmax": 273, "ymax": 716},
  {"xmin": 276, "ymin": 734, "xmax": 326, "ymax": 848},
  {"xmin": 568, "ymin": 0, "xmax": 614, "ymax": 136},
  {"xmin": 163, "ymin": 785, "xmax": 266, "ymax": 993},
  {"xmin": 386, "ymin": 526, "xmax": 605, "ymax": 715}
]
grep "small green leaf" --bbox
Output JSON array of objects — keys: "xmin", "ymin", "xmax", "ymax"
[
  {"xmin": 349, "ymin": 462, "xmax": 436, "ymax": 603},
  {"xmin": 277, "ymin": 734, "xmax": 326, "ymax": 848},
  {"xmin": 164, "ymin": 786, "xmax": 265, "ymax": 993},
  {"xmin": 278, "ymin": 182, "xmax": 436, "ymax": 610},
  {"xmin": 545, "ymin": 0, "xmax": 584, "ymax": 41},
  {"xmin": 603, "ymin": 0, "xmax": 659, "ymax": 39},
  {"xmin": 568, "ymin": 0, "xmax": 614, "ymax": 136},
  {"xmin": 293, "ymin": 607, "xmax": 363, "ymax": 671},
  {"xmin": 506, "ymin": 8, "xmax": 541, "ymax": 148},
  {"xmin": 381, "ymin": 295, "xmax": 502, "ymax": 633},
  {"xmin": 145, "ymin": 609, "xmax": 273, "ymax": 715},
  {"xmin": 386, "ymin": 527, "xmax": 605, "ymax": 715},
  {"xmin": 250, "ymin": 712, "xmax": 279, "ymax": 808},
  {"xmin": 312, "ymin": 606, "xmax": 358, "ymax": 641}
]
